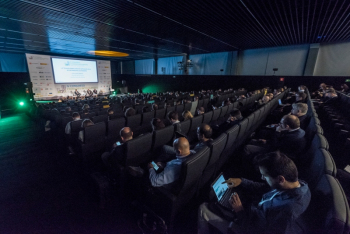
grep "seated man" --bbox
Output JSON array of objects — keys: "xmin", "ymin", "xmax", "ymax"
[
  {"xmin": 151, "ymin": 118, "xmax": 165, "ymax": 132},
  {"xmin": 214, "ymin": 109, "xmax": 243, "ymax": 137},
  {"xmin": 78, "ymin": 119, "xmax": 94, "ymax": 142},
  {"xmin": 197, "ymin": 107, "xmax": 205, "ymax": 116},
  {"xmin": 291, "ymin": 103, "xmax": 309, "ymax": 130},
  {"xmin": 74, "ymin": 89, "xmax": 81, "ymax": 99},
  {"xmin": 107, "ymin": 108, "xmax": 117, "ymax": 120},
  {"xmin": 85, "ymin": 89, "xmax": 93, "ymax": 98},
  {"xmin": 168, "ymin": 111, "xmax": 182, "ymax": 134},
  {"xmin": 65, "ymin": 112, "xmax": 81, "ymax": 135},
  {"xmin": 193, "ymin": 124, "xmax": 213, "ymax": 152},
  {"xmin": 148, "ymin": 137, "xmax": 195, "ymax": 188},
  {"xmin": 198, "ymin": 151, "xmax": 311, "ymax": 234},
  {"xmin": 101, "ymin": 127, "xmax": 133, "ymax": 175},
  {"xmin": 244, "ymin": 115, "xmax": 306, "ymax": 160}
]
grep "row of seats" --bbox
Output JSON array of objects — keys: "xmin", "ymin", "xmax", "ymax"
[
  {"xmin": 67, "ymin": 91, "xmax": 264, "ymax": 166},
  {"xmin": 295, "ymin": 88, "xmax": 350, "ymax": 233},
  {"xmin": 135, "ymin": 90, "xmax": 286, "ymax": 228}
]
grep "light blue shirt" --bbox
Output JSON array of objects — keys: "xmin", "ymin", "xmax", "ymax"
[{"xmin": 149, "ymin": 152, "xmax": 194, "ymax": 187}]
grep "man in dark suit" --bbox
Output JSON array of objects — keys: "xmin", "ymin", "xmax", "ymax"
[
  {"xmin": 74, "ymin": 89, "xmax": 81, "ymax": 99},
  {"xmin": 291, "ymin": 103, "xmax": 309, "ymax": 130},
  {"xmin": 214, "ymin": 109, "xmax": 243, "ymax": 137},
  {"xmin": 85, "ymin": 89, "xmax": 93, "ymax": 98},
  {"xmin": 244, "ymin": 115, "xmax": 306, "ymax": 161}
]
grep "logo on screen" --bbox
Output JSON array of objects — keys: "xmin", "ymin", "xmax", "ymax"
[{"xmin": 40, "ymin": 63, "xmax": 47, "ymax": 65}]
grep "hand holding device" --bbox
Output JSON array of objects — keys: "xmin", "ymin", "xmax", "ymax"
[{"xmin": 222, "ymin": 178, "xmax": 242, "ymax": 188}]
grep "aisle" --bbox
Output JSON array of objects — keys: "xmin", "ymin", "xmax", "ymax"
[{"xmin": 0, "ymin": 113, "xmax": 139, "ymax": 233}]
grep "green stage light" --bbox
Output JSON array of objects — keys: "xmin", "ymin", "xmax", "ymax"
[{"xmin": 19, "ymin": 102, "xmax": 24, "ymax": 106}]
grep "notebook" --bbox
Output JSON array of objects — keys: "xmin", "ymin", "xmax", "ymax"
[{"xmin": 211, "ymin": 173, "xmax": 233, "ymax": 209}]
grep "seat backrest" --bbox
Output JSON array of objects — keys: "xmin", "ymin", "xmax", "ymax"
[
  {"xmin": 246, "ymin": 112, "xmax": 256, "ymax": 132},
  {"xmin": 301, "ymin": 148, "xmax": 337, "ymax": 191},
  {"xmin": 92, "ymin": 115, "xmax": 108, "ymax": 124},
  {"xmin": 189, "ymin": 115, "xmax": 203, "ymax": 133},
  {"xmin": 224, "ymin": 124, "xmax": 240, "ymax": 150},
  {"xmin": 184, "ymin": 102, "xmax": 192, "ymax": 111},
  {"xmin": 219, "ymin": 106, "xmax": 228, "ymax": 119},
  {"xmin": 84, "ymin": 122, "xmax": 106, "ymax": 144},
  {"xmin": 211, "ymin": 108, "xmax": 222, "ymax": 122},
  {"xmin": 236, "ymin": 118, "xmax": 249, "ymax": 142},
  {"xmin": 198, "ymin": 99, "xmax": 204, "ymax": 108},
  {"xmin": 126, "ymin": 114, "xmax": 142, "ymax": 129},
  {"xmin": 208, "ymin": 133, "xmax": 227, "ymax": 169},
  {"xmin": 152, "ymin": 125, "xmax": 175, "ymax": 151},
  {"xmin": 166, "ymin": 106, "xmax": 175, "ymax": 115},
  {"xmin": 175, "ymin": 104, "xmax": 184, "ymax": 116},
  {"xmin": 61, "ymin": 116, "xmax": 73, "ymax": 128},
  {"xmin": 70, "ymin": 119, "xmax": 84, "ymax": 133},
  {"xmin": 142, "ymin": 111, "xmax": 155, "ymax": 126},
  {"xmin": 176, "ymin": 147, "xmax": 210, "ymax": 198},
  {"xmin": 107, "ymin": 118, "xmax": 125, "ymax": 139},
  {"xmin": 178, "ymin": 119, "xmax": 191, "ymax": 136},
  {"xmin": 202, "ymin": 99, "xmax": 209, "ymax": 111},
  {"xmin": 203, "ymin": 111, "xmax": 213, "ymax": 124},
  {"xmin": 125, "ymin": 133, "xmax": 153, "ymax": 166},
  {"xmin": 300, "ymin": 174, "xmax": 350, "ymax": 233},
  {"xmin": 155, "ymin": 108, "xmax": 166, "ymax": 119}
]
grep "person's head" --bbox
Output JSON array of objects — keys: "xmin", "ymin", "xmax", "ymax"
[
  {"xmin": 197, "ymin": 107, "xmax": 205, "ymax": 115},
  {"xmin": 222, "ymin": 100, "xmax": 230, "ymax": 107},
  {"xmin": 182, "ymin": 110, "xmax": 193, "ymax": 121},
  {"xmin": 173, "ymin": 137, "xmax": 191, "ymax": 156},
  {"xmin": 291, "ymin": 103, "xmax": 308, "ymax": 117},
  {"xmin": 72, "ymin": 112, "xmax": 80, "ymax": 120},
  {"xmin": 298, "ymin": 85, "xmax": 306, "ymax": 92},
  {"xmin": 254, "ymin": 151, "xmax": 299, "ymax": 189},
  {"xmin": 197, "ymin": 124, "xmax": 212, "ymax": 142},
  {"xmin": 268, "ymin": 93, "xmax": 274, "ymax": 99},
  {"xmin": 151, "ymin": 118, "xmax": 165, "ymax": 131},
  {"xmin": 125, "ymin": 107, "xmax": 136, "ymax": 117},
  {"xmin": 341, "ymin": 84, "xmax": 349, "ymax": 91},
  {"xmin": 168, "ymin": 111, "xmax": 179, "ymax": 123},
  {"xmin": 82, "ymin": 104, "xmax": 90, "ymax": 110},
  {"xmin": 65, "ymin": 107, "xmax": 71, "ymax": 112},
  {"xmin": 262, "ymin": 96, "xmax": 270, "ymax": 103},
  {"xmin": 280, "ymin": 114, "xmax": 300, "ymax": 131},
  {"xmin": 108, "ymin": 108, "xmax": 114, "ymax": 115},
  {"xmin": 295, "ymin": 92, "xmax": 307, "ymax": 102},
  {"xmin": 81, "ymin": 119, "xmax": 94, "ymax": 128},
  {"xmin": 120, "ymin": 127, "xmax": 133, "ymax": 142},
  {"xmin": 152, "ymin": 103, "xmax": 158, "ymax": 111},
  {"xmin": 320, "ymin": 83, "xmax": 327, "ymax": 90},
  {"xmin": 228, "ymin": 109, "xmax": 242, "ymax": 122},
  {"xmin": 75, "ymin": 89, "xmax": 77, "ymax": 91}
]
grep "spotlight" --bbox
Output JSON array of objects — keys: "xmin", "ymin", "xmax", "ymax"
[{"xmin": 19, "ymin": 102, "xmax": 24, "ymax": 106}]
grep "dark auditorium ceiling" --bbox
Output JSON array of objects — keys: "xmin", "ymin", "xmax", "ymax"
[{"xmin": 1, "ymin": 0, "xmax": 350, "ymax": 61}]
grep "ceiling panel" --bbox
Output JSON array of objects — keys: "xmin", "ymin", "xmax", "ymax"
[{"xmin": 0, "ymin": 0, "xmax": 350, "ymax": 60}]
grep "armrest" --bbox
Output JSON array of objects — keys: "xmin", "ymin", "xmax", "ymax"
[{"xmin": 155, "ymin": 187, "xmax": 177, "ymax": 202}]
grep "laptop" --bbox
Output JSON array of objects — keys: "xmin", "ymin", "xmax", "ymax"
[{"xmin": 211, "ymin": 173, "xmax": 233, "ymax": 209}]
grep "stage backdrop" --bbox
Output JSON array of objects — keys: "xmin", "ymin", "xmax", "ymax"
[{"xmin": 26, "ymin": 54, "xmax": 112, "ymax": 100}]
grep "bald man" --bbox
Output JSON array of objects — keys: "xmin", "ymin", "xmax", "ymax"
[
  {"xmin": 148, "ymin": 137, "xmax": 195, "ymax": 188},
  {"xmin": 101, "ymin": 127, "xmax": 133, "ymax": 172},
  {"xmin": 244, "ymin": 115, "xmax": 306, "ymax": 160}
]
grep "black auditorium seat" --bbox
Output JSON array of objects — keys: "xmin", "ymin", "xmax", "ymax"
[
  {"xmin": 155, "ymin": 108, "xmax": 166, "ymax": 120},
  {"xmin": 218, "ymin": 125, "xmax": 240, "ymax": 171},
  {"xmin": 297, "ymin": 174, "xmax": 350, "ymax": 234},
  {"xmin": 106, "ymin": 118, "xmax": 125, "ymax": 145},
  {"xmin": 124, "ymin": 133, "xmax": 153, "ymax": 167},
  {"xmin": 211, "ymin": 108, "xmax": 221, "ymax": 123},
  {"xmin": 145, "ymin": 146, "xmax": 211, "ymax": 230},
  {"xmin": 152, "ymin": 125, "xmax": 175, "ymax": 153},
  {"xmin": 202, "ymin": 111, "xmax": 213, "ymax": 124},
  {"xmin": 187, "ymin": 115, "xmax": 204, "ymax": 143},
  {"xmin": 92, "ymin": 115, "xmax": 108, "ymax": 124}
]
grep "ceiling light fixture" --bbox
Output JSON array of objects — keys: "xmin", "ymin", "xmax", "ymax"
[{"xmin": 87, "ymin": 51, "xmax": 129, "ymax": 57}]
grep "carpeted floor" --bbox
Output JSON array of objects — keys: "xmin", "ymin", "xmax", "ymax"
[{"xmin": 0, "ymin": 113, "xmax": 146, "ymax": 233}]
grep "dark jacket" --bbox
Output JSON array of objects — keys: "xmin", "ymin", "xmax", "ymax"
[
  {"xmin": 271, "ymin": 128, "xmax": 306, "ymax": 159},
  {"xmin": 238, "ymin": 179, "xmax": 311, "ymax": 234}
]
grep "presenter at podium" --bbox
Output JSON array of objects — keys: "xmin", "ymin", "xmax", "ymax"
[
  {"xmin": 86, "ymin": 89, "xmax": 93, "ymax": 98},
  {"xmin": 74, "ymin": 89, "xmax": 81, "ymax": 99}
]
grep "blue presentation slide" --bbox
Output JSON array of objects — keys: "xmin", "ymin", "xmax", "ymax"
[{"xmin": 52, "ymin": 58, "xmax": 98, "ymax": 83}]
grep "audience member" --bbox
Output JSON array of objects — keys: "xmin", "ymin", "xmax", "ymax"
[
  {"xmin": 198, "ymin": 151, "xmax": 311, "ymax": 234},
  {"xmin": 78, "ymin": 119, "xmax": 94, "ymax": 142},
  {"xmin": 197, "ymin": 107, "xmax": 205, "ymax": 116},
  {"xmin": 244, "ymin": 115, "xmax": 306, "ymax": 160},
  {"xmin": 291, "ymin": 103, "xmax": 309, "ymax": 130},
  {"xmin": 151, "ymin": 103, "xmax": 159, "ymax": 111},
  {"xmin": 148, "ymin": 137, "xmax": 195, "ymax": 189},
  {"xmin": 125, "ymin": 107, "xmax": 136, "ymax": 117},
  {"xmin": 183, "ymin": 110, "xmax": 193, "ymax": 121},
  {"xmin": 216, "ymin": 109, "xmax": 243, "ymax": 135},
  {"xmin": 193, "ymin": 124, "xmax": 213, "ymax": 152},
  {"xmin": 101, "ymin": 127, "xmax": 133, "ymax": 174},
  {"xmin": 151, "ymin": 118, "xmax": 165, "ymax": 132},
  {"xmin": 65, "ymin": 112, "xmax": 81, "ymax": 134}
]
